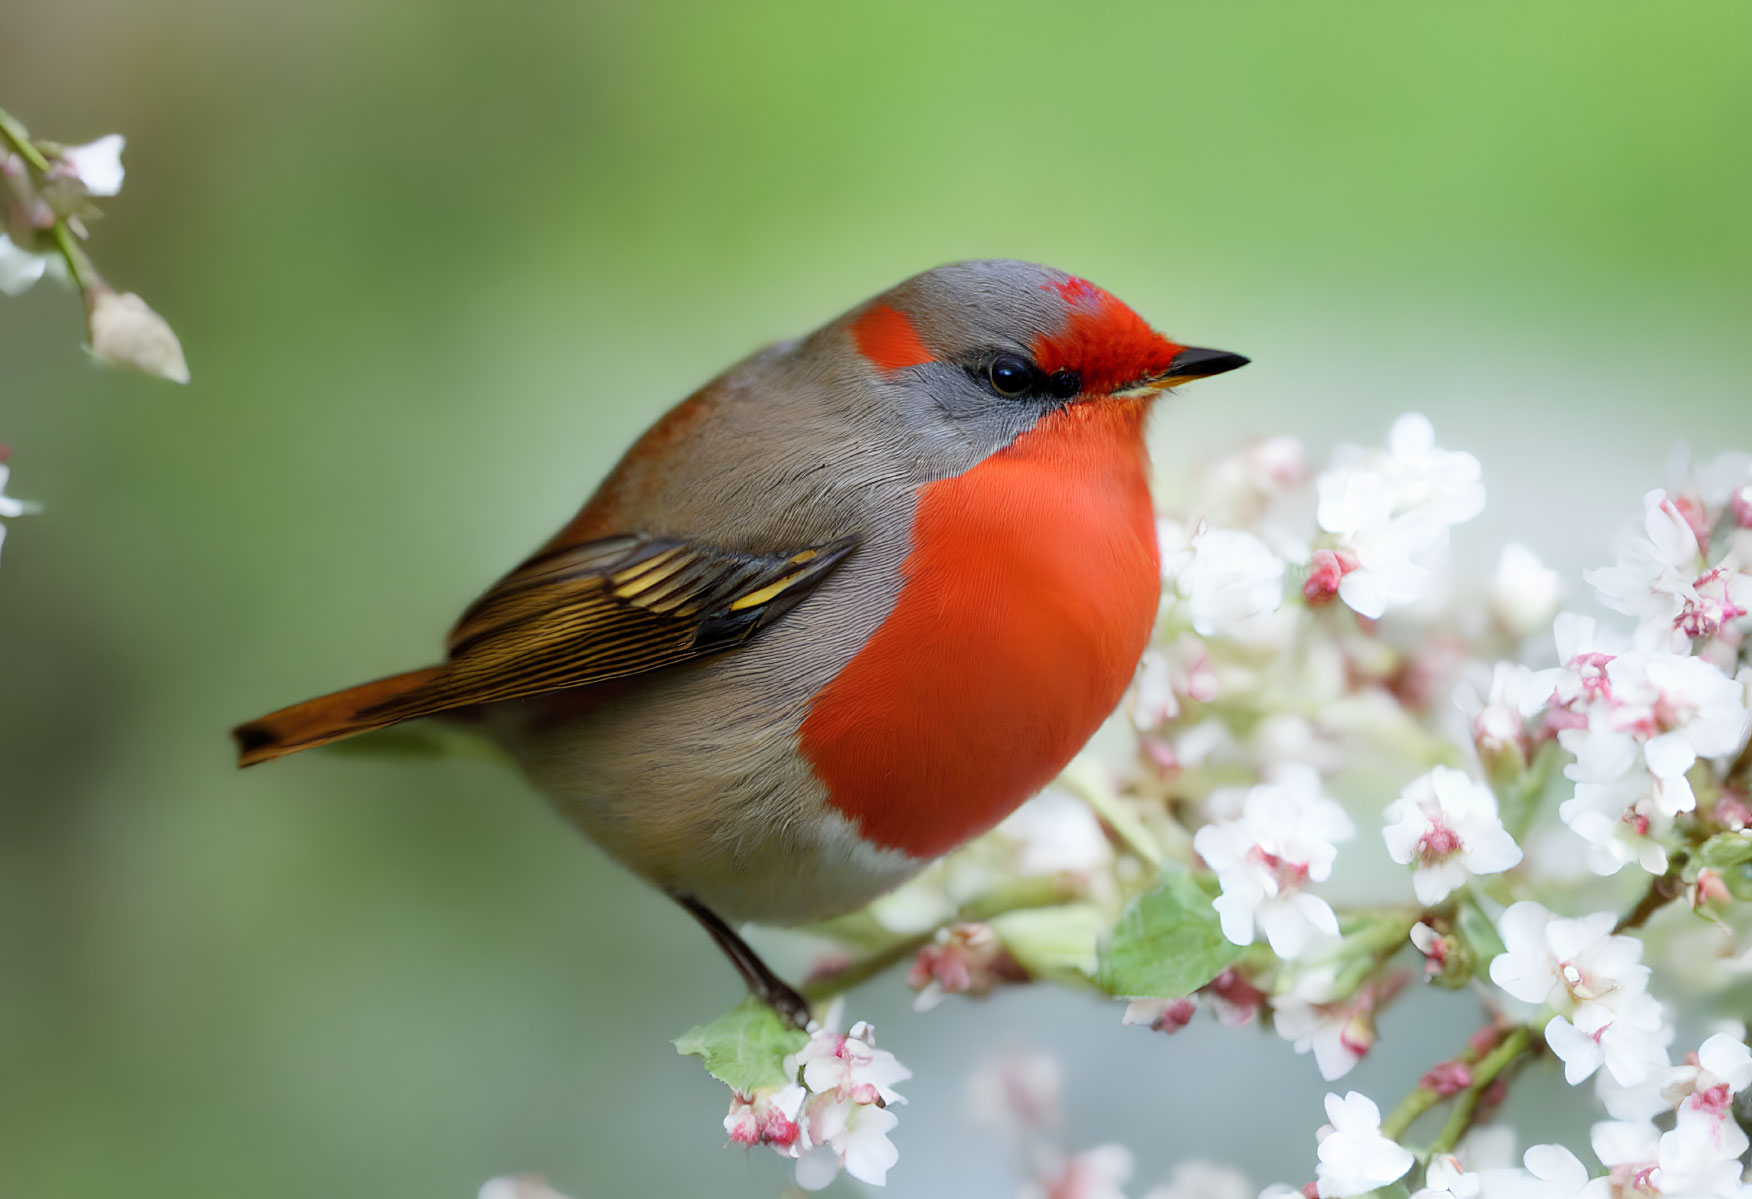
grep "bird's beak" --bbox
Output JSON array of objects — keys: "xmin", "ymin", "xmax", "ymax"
[
  {"xmin": 1113, "ymin": 347, "xmax": 1250, "ymax": 397},
  {"xmin": 1158, "ymin": 346, "xmax": 1250, "ymax": 386}
]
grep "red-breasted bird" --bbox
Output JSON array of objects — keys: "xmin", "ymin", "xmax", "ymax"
[{"xmin": 233, "ymin": 260, "xmax": 1247, "ymax": 1024}]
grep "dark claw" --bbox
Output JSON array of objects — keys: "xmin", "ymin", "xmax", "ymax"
[{"xmin": 677, "ymin": 895, "xmax": 814, "ymax": 1030}]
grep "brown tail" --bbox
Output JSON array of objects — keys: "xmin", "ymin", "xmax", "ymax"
[{"xmin": 232, "ymin": 665, "xmax": 450, "ymax": 767}]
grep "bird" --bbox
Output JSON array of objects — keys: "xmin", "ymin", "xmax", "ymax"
[{"xmin": 232, "ymin": 259, "xmax": 1248, "ymax": 1025}]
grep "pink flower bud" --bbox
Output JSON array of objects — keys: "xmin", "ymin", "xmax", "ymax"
[
  {"xmin": 1732, "ymin": 486, "xmax": 1752, "ymax": 529},
  {"xmin": 1303, "ymin": 548, "xmax": 1359, "ymax": 605},
  {"xmin": 1420, "ymin": 1060, "xmax": 1474, "ymax": 1095}
]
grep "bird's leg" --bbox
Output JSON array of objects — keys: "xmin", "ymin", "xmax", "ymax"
[{"xmin": 678, "ymin": 896, "xmax": 813, "ymax": 1030}]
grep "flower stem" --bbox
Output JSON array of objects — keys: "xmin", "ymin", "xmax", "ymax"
[
  {"xmin": 1379, "ymin": 1027, "xmax": 1493, "ymax": 1140},
  {"xmin": 800, "ymin": 875, "xmax": 1082, "ymax": 1002},
  {"xmin": 1615, "ymin": 859, "xmax": 1686, "ymax": 934},
  {"xmin": 0, "ymin": 106, "xmax": 52, "ymax": 173},
  {"xmin": 50, "ymin": 221, "xmax": 101, "ymax": 294},
  {"xmin": 1427, "ymin": 1025, "xmax": 1533, "ymax": 1155}
]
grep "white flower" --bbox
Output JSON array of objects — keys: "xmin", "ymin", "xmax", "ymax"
[
  {"xmin": 1485, "ymin": 1143, "xmax": 1605, "ymax": 1198},
  {"xmin": 1271, "ymin": 967, "xmax": 1375, "ymax": 1081},
  {"xmin": 1488, "ymin": 902, "xmax": 1668, "ymax": 1086},
  {"xmin": 1312, "ymin": 414, "xmax": 1484, "ymax": 619},
  {"xmin": 478, "ymin": 1178, "xmax": 574, "ymax": 1199},
  {"xmin": 0, "ymin": 459, "xmax": 39, "ymax": 564},
  {"xmin": 1586, "ymin": 490, "xmax": 1705, "ymax": 633},
  {"xmin": 777, "ymin": 1020, "xmax": 910, "ymax": 1189},
  {"xmin": 1491, "ymin": 542, "xmax": 1565, "ymax": 639},
  {"xmin": 0, "ymin": 232, "xmax": 55, "ymax": 296},
  {"xmin": 1411, "ymin": 1154, "xmax": 1481, "ymax": 1199},
  {"xmin": 1193, "ymin": 765, "xmax": 1354, "ymax": 959},
  {"xmin": 1143, "ymin": 1161, "xmax": 1254, "ymax": 1199},
  {"xmin": 1313, "ymin": 1091, "xmax": 1414, "ymax": 1197},
  {"xmin": 1161, "ymin": 520, "xmax": 1286, "ymax": 636},
  {"xmin": 1382, "ymin": 766, "xmax": 1523, "ymax": 903},
  {"xmin": 58, "ymin": 133, "xmax": 127, "ymax": 196},
  {"xmin": 1559, "ymin": 772, "xmax": 1674, "ymax": 876},
  {"xmin": 994, "ymin": 788, "xmax": 1114, "ymax": 877},
  {"xmin": 1023, "ymin": 1144, "xmax": 1134, "ymax": 1199}
]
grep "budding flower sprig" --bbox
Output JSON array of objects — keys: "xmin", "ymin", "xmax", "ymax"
[
  {"xmin": 0, "ymin": 105, "xmax": 188, "ymax": 382},
  {"xmin": 671, "ymin": 417, "xmax": 1752, "ymax": 1194}
]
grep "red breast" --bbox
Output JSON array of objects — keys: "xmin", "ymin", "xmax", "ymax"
[{"xmin": 799, "ymin": 285, "xmax": 1173, "ymax": 858}]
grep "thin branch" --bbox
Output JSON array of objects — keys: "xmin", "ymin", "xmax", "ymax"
[
  {"xmin": 1428, "ymin": 1025, "xmax": 1533, "ymax": 1155},
  {"xmin": 800, "ymin": 875, "xmax": 1082, "ymax": 1002},
  {"xmin": 0, "ymin": 106, "xmax": 52, "ymax": 173},
  {"xmin": 1615, "ymin": 861, "xmax": 1686, "ymax": 934}
]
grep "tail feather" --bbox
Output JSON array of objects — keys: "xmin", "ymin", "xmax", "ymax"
[{"xmin": 233, "ymin": 666, "xmax": 450, "ymax": 767}]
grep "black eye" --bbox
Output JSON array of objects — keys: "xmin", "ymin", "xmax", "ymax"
[
  {"xmin": 987, "ymin": 354, "xmax": 1035, "ymax": 397},
  {"xmin": 1048, "ymin": 369, "xmax": 1081, "ymax": 399}
]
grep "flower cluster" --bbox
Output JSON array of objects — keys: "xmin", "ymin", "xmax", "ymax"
[
  {"xmin": 678, "ymin": 417, "xmax": 1752, "ymax": 1195},
  {"xmin": 722, "ymin": 1018, "xmax": 910, "ymax": 1190},
  {"xmin": 0, "ymin": 107, "xmax": 188, "ymax": 381}
]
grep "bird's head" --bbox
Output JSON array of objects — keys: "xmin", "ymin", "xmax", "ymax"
[{"xmin": 841, "ymin": 260, "xmax": 1247, "ymax": 435}]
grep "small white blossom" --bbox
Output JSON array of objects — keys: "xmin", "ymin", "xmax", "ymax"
[
  {"xmin": 1382, "ymin": 765, "xmax": 1523, "ymax": 903},
  {"xmin": 1559, "ymin": 772, "xmax": 1675, "ymax": 876},
  {"xmin": 1313, "ymin": 1091, "xmax": 1414, "ymax": 1197},
  {"xmin": 1194, "ymin": 765, "xmax": 1354, "ymax": 959},
  {"xmin": 0, "ymin": 232, "xmax": 55, "ymax": 296},
  {"xmin": 58, "ymin": 133, "xmax": 127, "ymax": 196},
  {"xmin": 1143, "ymin": 1161, "xmax": 1254, "ymax": 1199},
  {"xmin": 1411, "ymin": 1154, "xmax": 1481, "ymax": 1199},
  {"xmin": 768, "ymin": 1020, "xmax": 910, "ymax": 1189},
  {"xmin": 1489, "ymin": 902, "xmax": 1668, "ymax": 1086},
  {"xmin": 1586, "ymin": 490, "xmax": 1706, "ymax": 634},
  {"xmin": 1491, "ymin": 542, "xmax": 1565, "ymax": 639},
  {"xmin": 995, "ymin": 788, "xmax": 1114, "ymax": 878},
  {"xmin": 1311, "ymin": 414, "xmax": 1484, "ymax": 619},
  {"xmin": 1161, "ymin": 520, "xmax": 1286, "ymax": 636},
  {"xmin": 1270, "ymin": 968, "xmax": 1377, "ymax": 1081},
  {"xmin": 0, "ymin": 458, "xmax": 38, "ymax": 564}
]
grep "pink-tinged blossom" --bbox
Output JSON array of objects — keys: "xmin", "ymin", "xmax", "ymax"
[
  {"xmin": 1460, "ymin": 662, "xmax": 1550, "ymax": 771},
  {"xmin": 1489, "ymin": 903, "xmax": 1669, "ymax": 1087},
  {"xmin": 1410, "ymin": 921, "xmax": 1452, "ymax": 978},
  {"xmin": 1272, "ymin": 969, "xmax": 1403, "ymax": 1082},
  {"xmin": 963, "ymin": 1047, "xmax": 1062, "ymax": 1139},
  {"xmin": 766, "ymin": 1020, "xmax": 910, "ymax": 1189},
  {"xmin": 1586, "ymin": 490, "xmax": 1707, "ymax": 634},
  {"xmin": 1312, "ymin": 414, "xmax": 1485, "ymax": 619},
  {"xmin": 907, "ymin": 922, "xmax": 1024, "ymax": 1011},
  {"xmin": 56, "ymin": 133, "xmax": 127, "ymax": 196},
  {"xmin": 1194, "ymin": 765, "xmax": 1354, "ymax": 959},
  {"xmin": 1382, "ymin": 766, "xmax": 1523, "ymax": 904},
  {"xmin": 1160, "ymin": 519, "xmax": 1287, "ymax": 636},
  {"xmin": 1122, "ymin": 996, "xmax": 1197, "ymax": 1034},
  {"xmin": 1410, "ymin": 1154, "xmax": 1483, "ymax": 1199},
  {"xmin": 1022, "ymin": 1144, "xmax": 1134, "ymax": 1199},
  {"xmin": 1312, "ymin": 1091, "xmax": 1414, "ymax": 1197},
  {"xmin": 1132, "ymin": 637, "xmax": 1220, "ymax": 730},
  {"xmin": 1559, "ymin": 772, "xmax": 1677, "ymax": 877}
]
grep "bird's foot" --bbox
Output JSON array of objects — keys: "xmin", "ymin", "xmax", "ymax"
[{"xmin": 677, "ymin": 895, "xmax": 815, "ymax": 1031}]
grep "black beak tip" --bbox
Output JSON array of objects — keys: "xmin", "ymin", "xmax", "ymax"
[{"xmin": 1167, "ymin": 347, "xmax": 1250, "ymax": 380}]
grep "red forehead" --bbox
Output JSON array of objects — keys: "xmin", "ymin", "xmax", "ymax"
[{"xmin": 1033, "ymin": 277, "xmax": 1181, "ymax": 393}]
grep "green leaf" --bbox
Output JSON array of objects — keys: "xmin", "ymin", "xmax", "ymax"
[
  {"xmin": 1094, "ymin": 869, "xmax": 1241, "ymax": 997},
  {"xmin": 1699, "ymin": 831, "xmax": 1752, "ymax": 868},
  {"xmin": 673, "ymin": 998, "xmax": 809, "ymax": 1093}
]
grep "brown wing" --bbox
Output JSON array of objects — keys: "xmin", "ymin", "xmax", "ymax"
[{"xmin": 350, "ymin": 533, "xmax": 861, "ymax": 724}]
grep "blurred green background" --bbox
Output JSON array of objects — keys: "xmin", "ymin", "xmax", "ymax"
[{"xmin": 2, "ymin": 3, "xmax": 1749, "ymax": 1196}]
